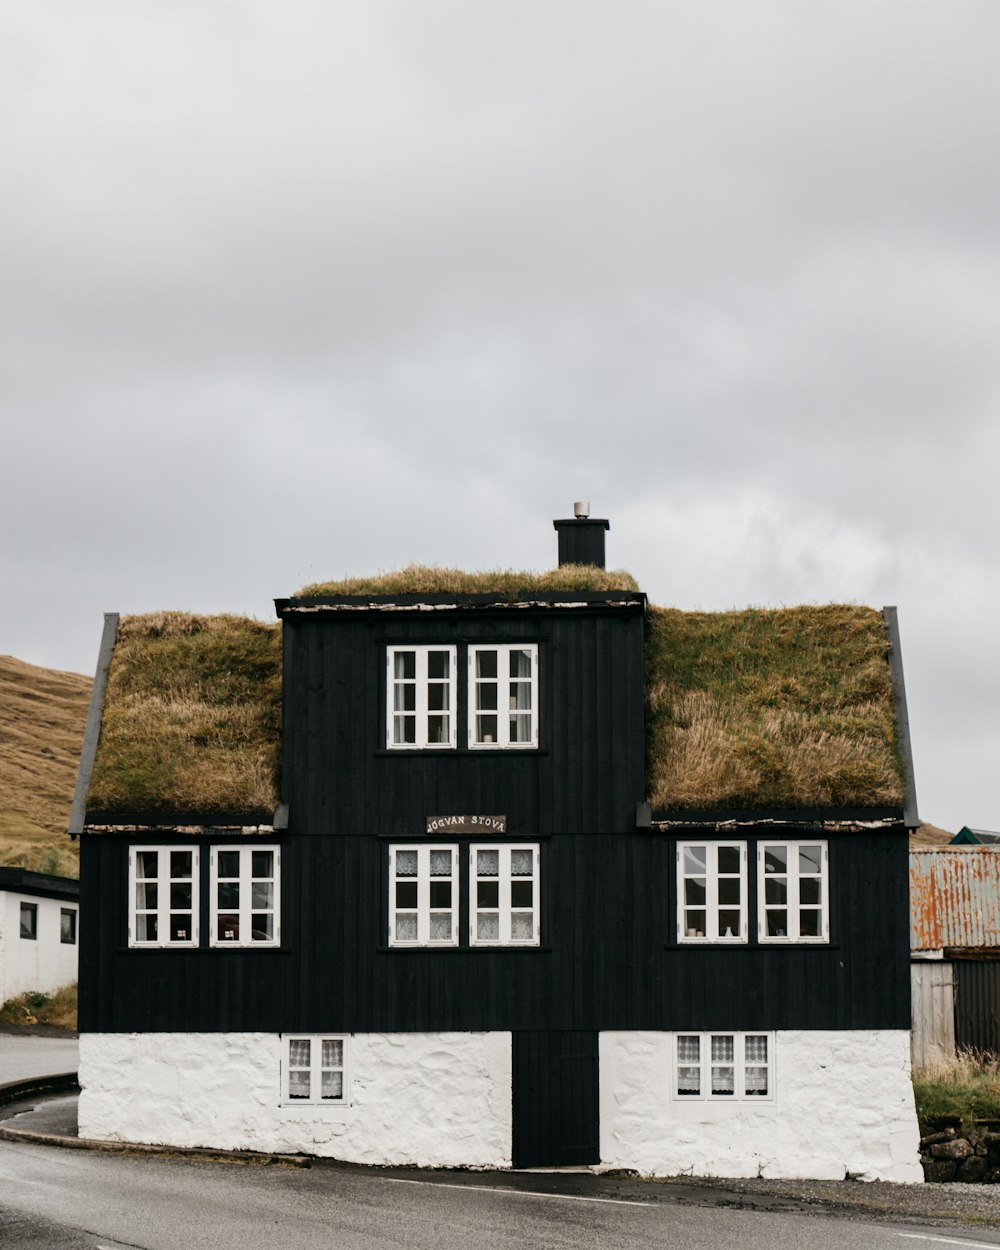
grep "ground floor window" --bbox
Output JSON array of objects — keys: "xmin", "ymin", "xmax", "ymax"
[
  {"xmin": 60, "ymin": 907, "xmax": 77, "ymax": 944},
  {"xmin": 283, "ymin": 1035, "xmax": 349, "ymax": 1105},
  {"xmin": 19, "ymin": 902, "xmax": 37, "ymax": 940},
  {"xmin": 674, "ymin": 1032, "xmax": 773, "ymax": 1100}
]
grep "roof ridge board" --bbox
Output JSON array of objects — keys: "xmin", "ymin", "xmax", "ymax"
[{"xmin": 277, "ymin": 590, "xmax": 646, "ymax": 608}]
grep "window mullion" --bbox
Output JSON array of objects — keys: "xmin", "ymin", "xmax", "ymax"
[
  {"xmin": 500, "ymin": 847, "xmax": 511, "ymax": 944},
  {"xmin": 418, "ymin": 848, "xmax": 429, "ymax": 945},
  {"xmin": 706, "ymin": 846, "xmax": 719, "ymax": 940}
]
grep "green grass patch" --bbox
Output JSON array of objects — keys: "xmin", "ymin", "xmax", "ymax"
[
  {"xmin": 297, "ymin": 563, "xmax": 640, "ymax": 598},
  {"xmin": 0, "ymin": 984, "xmax": 77, "ymax": 1030},
  {"xmin": 913, "ymin": 1051, "xmax": 1000, "ymax": 1125}
]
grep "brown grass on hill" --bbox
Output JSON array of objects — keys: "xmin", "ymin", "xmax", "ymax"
[
  {"xmin": 0, "ymin": 984, "xmax": 77, "ymax": 1029},
  {"xmin": 0, "ymin": 655, "xmax": 90, "ymax": 873},
  {"xmin": 911, "ymin": 822, "xmax": 955, "ymax": 848},
  {"xmin": 297, "ymin": 563, "xmax": 640, "ymax": 599},
  {"xmin": 86, "ymin": 613, "xmax": 282, "ymax": 817},
  {"xmin": 645, "ymin": 605, "xmax": 904, "ymax": 810}
]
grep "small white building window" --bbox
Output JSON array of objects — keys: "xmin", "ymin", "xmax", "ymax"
[
  {"xmin": 283, "ymin": 1036, "xmax": 349, "ymax": 1104},
  {"xmin": 470, "ymin": 844, "xmax": 540, "ymax": 945},
  {"xmin": 210, "ymin": 846, "xmax": 280, "ymax": 946},
  {"xmin": 469, "ymin": 645, "xmax": 538, "ymax": 748},
  {"xmin": 129, "ymin": 847, "xmax": 199, "ymax": 947},
  {"xmin": 386, "ymin": 646, "xmax": 457, "ymax": 749},
  {"xmin": 19, "ymin": 902, "xmax": 37, "ymax": 940},
  {"xmin": 60, "ymin": 908, "xmax": 77, "ymax": 944},
  {"xmin": 758, "ymin": 841, "xmax": 829, "ymax": 942},
  {"xmin": 674, "ymin": 1032, "xmax": 773, "ymax": 1100},
  {"xmin": 389, "ymin": 844, "xmax": 459, "ymax": 946},
  {"xmin": 677, "ymin": 842, "xmax": 747, "ymax": 942}
]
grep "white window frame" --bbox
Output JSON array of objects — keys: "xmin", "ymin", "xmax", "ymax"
[
  {"xmin": 282, "ymin": 1035, "xmax": 350, "ymax": 1106},
  {"xmin": 128, "ymin": 846, "xmax": 199, "ymax": 948},
  {"xmin": 386, "ymin": 645, "xmax": 457, "ymax": 749},
  {"xmin": 469, "ymin": 843, "xmax": 540, "ymax": 946},
  {"xmin": 757, "ymin": 840, "xmax": 829, "ymax": 943},
  {"xmin": 673, "ymin": 1032, "xmax": 774, "ymax": 1101},
  {"xmin": 468, "ymin": 644, "xmax": 539, "ymax": 749},
  {"xmin": 210, "ymin": 845, "xmax": 281, "ymax": 947},
  {"xmin": 677, "ymin": 842, "xmax": 748, "ymax": 943},
  {"xmin": 388, "ymin": 844, "xmax": 459, "ymax": 947}
]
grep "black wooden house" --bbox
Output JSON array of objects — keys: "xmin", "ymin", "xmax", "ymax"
[{"xmin": 69, "ymin": 512, "xmax": 922, "ymax": 1180}]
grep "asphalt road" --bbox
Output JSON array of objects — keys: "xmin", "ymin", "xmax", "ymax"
[
  {"xmin": 0, "ymin": 1033, "xmax": 79, "ymax": 1083},
  {"xmin": 3, "ymin": 1137, "xmax": 1000, "ymax": 1250}
]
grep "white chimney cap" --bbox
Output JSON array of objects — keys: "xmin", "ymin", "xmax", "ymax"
[{"xmin": 573, "ymin": 501, "xmax": 590, "ymax": 518}]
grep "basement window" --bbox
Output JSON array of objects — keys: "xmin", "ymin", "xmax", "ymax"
[
  {"xmin": 677, "ymin": 842, "xmax": 747, "ymax": 942},
  {"xmin": 674, "ymin": 1033, "xmax": 773, "ymax": 1100},
  {"xmin": 470, "ymin": 844, "xmax": 540, "ymax": 945},
  {"xmin": 386, "ymin": 646, "xmax": 457, "ymax": 749},
  {"xmin": 758, "ymin": 841, "xmax": 829, "ymax": 942},
  {"xmin": 469, "ymin": 645, "xmax": 538, "ymax": 748},
  {"xmin": 210, "ymin": 846, "xmax": 280, "ymax": 946},
  {"xmin": 283, "ymin": 1035, "xmax": 349, "ymax": 1105},
  {"xmin": 129, "ymin": 847, "xmax": 199, "ymax": 947},
  {"xmin": 389, "ymin": 844, "xmax": 459, "ymax": 946},
  {"xmin": 19, "ymin": 903, "xmax": 37, "ymax": 940}
]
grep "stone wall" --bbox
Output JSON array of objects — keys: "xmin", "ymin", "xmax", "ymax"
[{"xmin": 920, "ymin": 1117, "xmax": 1000, "ymax": 1183}]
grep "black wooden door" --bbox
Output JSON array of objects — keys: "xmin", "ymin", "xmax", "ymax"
[{"xmin": 512, "ymin": 1030, "xmax": 600, "ymax": 1167}]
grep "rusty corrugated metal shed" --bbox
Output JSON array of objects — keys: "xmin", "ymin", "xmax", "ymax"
[{"xmin": 910, "ymin": 849, "xmax": 1000, "ymax": 951}]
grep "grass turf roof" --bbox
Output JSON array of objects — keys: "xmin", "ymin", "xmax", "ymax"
[
  {"xmin": 645, "ymin": 605, "xmax": 903, "ymax": 810},
  {"xmin": 295, "ymin": 564, "xmax": 640, "ymax": 598},
  {"xmin": 83, "ymin": 595, "xmax": 905, "ymax": 819},
  {"xmin": 86, "ymin": 613, "xmax": 282, "ymax": 818}
]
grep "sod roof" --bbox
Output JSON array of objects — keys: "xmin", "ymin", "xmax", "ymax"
[
  {"xmin": 296, "ymin": 564, "xmax": 640, "ymax": 598},
  {"xmin": 82, "ymin": 581, "xmax": 906, "ymax": 822}
]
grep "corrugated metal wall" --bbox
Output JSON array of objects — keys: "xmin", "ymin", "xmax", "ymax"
[
  {"xmin": 911, "ymin": 961, "xmax": 955, "ymax": 1067},
  {"xmin": 954, "ymin": 961, "xmax": 1000, "ymax": 1054},
  {"xmin": 910, "ymin": 849, "xmax": 1000, "ymax": 950}
]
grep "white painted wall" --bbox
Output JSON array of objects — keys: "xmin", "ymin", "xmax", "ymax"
[
  {"xmin": 0, "ymin": 891, "xmax": 78, "ymax": 1006},
  {"xmin": 600, "ymin": 1029, "xmax": 922, "ymax": 1183},
  {"xmin": 79, "ymin": 1032, "xmax": 512, "ymax": 1166}
]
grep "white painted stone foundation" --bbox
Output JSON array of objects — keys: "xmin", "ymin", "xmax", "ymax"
[
  {"xmin": 600, "ymin": 1030, "xmax": 922, "ymax": 1183},
  {"xmin": 79, "ymin": 1031, "xmax": 512, "ymax": 1167}
]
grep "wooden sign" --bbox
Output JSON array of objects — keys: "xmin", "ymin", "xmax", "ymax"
[{"xmin": 425, "ymin": 815, "xmax": 507, "ymax": 835}]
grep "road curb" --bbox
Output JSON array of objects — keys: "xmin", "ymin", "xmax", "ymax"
[{"xmin": 0, "ymin": 1072, "xmax": 79, "ymax": 1107}]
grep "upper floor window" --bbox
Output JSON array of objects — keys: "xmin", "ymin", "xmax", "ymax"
[
  {"xmin": 386, "ymin": 646, "xmax": 457, "ymax": 749},
  {"xmin": 677, "ymin": 842, "xmax": 747, "ymax": 942},
  {"xmin": 758, "ymin": 841, "xmax": 828, "ymax": 942},
  {"xmin": 470, "ymin": 844, "xmax": 540, "ymax": 946},
  {"xmin": 469, "ymin": 645, "xmax": 538, "ymax": 749},
  {"xmin": 674, "ymin": 1032, "xmax": 773, "ymax": 1100},
  {"xmin": 19, "ymin": 902, "xmax": 37, "ymax": 940},
  {"xmin": 210, "ymin": 846, "xmax": 280, "ymax": 946},
  {"xmin": 129, "ymin": 847, "xmax": 199, "ymax": 947},
  {"xmin": 389, "ymin": 844, "xmax": 459, "ymax": 946}
]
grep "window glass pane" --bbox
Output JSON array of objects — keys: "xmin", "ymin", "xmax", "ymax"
[
  {"xmin": 476, "ymin": 650, "xmax": 498, "ymax": 679},
  {"xmin": 218, "ymin": 914, "xmax": 240, "ymax": 941},
  {"xmin": 718, "ymin": 910, "xmax": 740, "ymax": 936},
  {"xmin": 321, "ymin": 1070, "xmax": 344, "ymax": 1100},
  {"xmin": 677, "ymin": 1068, "xmax": 701, "ymax": 1095},
  {"xmin": 717, "ymin": 846, "xmax": 740, "ymax": 875},
  {"xmin": 511, "ymin": 880, "xmax": 533, "ymax": 908},
  {"xmin": 137, "ymin": 882, "xmax": 158, "ymax": 910},
  {"xmin": 288, "ymin": 1071, "xmax": 310, "ymax": 1099},
  {"xmin": 745, "ymin": 1035, "xmax": 768, "ymax": 1063},
  {"xmin": 766, "ymin": 909, "xmax": 788, "ymax": 937},
  {"xmin": 169, "ymin": 916, "xmax": 191, "ymax": 942},
  {"xmin": 745, "ymin": 1067, "xmax": 769, "ymax": 1094},
  {"xmin": 684, "ymin": 879, "xmax": 706, "ymax": 906},
  {"xmin": 427, "ymin": 651, "xmax": 450, "ymax": 679},
  {"xmin": 427, "ymin": 714, "xmax": 449, "ymax": 743},
  {"xmin": 684, "ymin": 910, "xmax": 706, "ymax": 937},
  {"xmin": 684, "ymin": 846, "xmax": 706, "ymax": 873},
  {"xmin": 510, "ymin": 713, "xmax": 531, "ymax": 742},
  {"xmin": 799, "ymin": 845, "xmax": 823, "ymax": 874},
  {"xmin": 322, "ymin": 1039, "xmax": 343, "ymax": 1067},
  {"xmin": 136, "ymin": 851, "xmax": 159, "ymax": 878},
  {"xmin": 764, "ymin": 847, "xmax": 787, "ymax": 873},
  {"xmin": 394, "ymin": 651, "xmax": 415, "ymax": 680},
  {"xmin": 511, "ymin": 913, "xmax": 533, "ymax": 940},
  {"xmin": 429, "ymin": 913, "xmax": 452, "ymax": 941},
  {"xmin": 477, "ymin": 881, "xmax": 499, "ymax": 907},
  {"xmin": 217, "ymin": 851, "xmax": 240, "ymax": 878},
  {"xmin": 712, "ymin": 1066, "xmax": 736, "ymax": 1094},
  {"xmin": 393, "ymin": 715, "xmax": 415, "ymax": 743},
  {"xmin": 396, "ymin": 881, "xmax": 418, "ymax": 908},
  {"xmin": 718, "ymin": 878, "xmax": 740, "ymax": 906},
  {"xmin": 429, "ymin": 850, "xmax": 452, "ymax": 876},
  {"xmin": 510, "ymin": 649, "xmax": 532, "ymax": 679},
  {"xmin": 477, "ymin": 849, "xmax": 499, "ymax": 876},
  {"xmin": 677, "ymin": 1036, "xmax": 700, "ymax": 1063},
  {"xmin": 427, "ymin": 684, "xmax": 449, "ymax": 711},
  {"xmin": 476, "ymin": 714, "xmax": 498, "ymax": 742},
  {"xmin": 170, "ymin": 882, "xmax": 192, "ymax": 909},
  {"xmin": 251, "ymin": 882, "xmax": 273, "ymax": 910},
  {"xmin": 711, "ymin": 1036, "xmax": 734, "ymax": 1062},
  {"xmin": 289, "ymin": 1039, "xmax": 310, "ymax": 1067},
  {"xmin": 217, "ymin": 882, "xmax": 240, "ymax": 909},
  {"xmin": 395, "ymin": 914, "xmax": 418, "ymax": 941},
  {"xmin": 61, "ymin": 910, "xmax": 76, "ymax": 943},
  {"xmin": 137, "ymin": 914, "xmax": 158, "ymax": 942},
  {"xmin": 477, "ymin": 913, "xmax": 500, "ymax": 940},
  {"xmin": 799, "ymin": 909, "xmax": 821, "ymax": 937},
  {"xmin": 251, "ymin": 913, "xmax": 274, "ymax": 942},
  {"xmin": 395, "ymin": 684, "xmax": 416, "ymax": 712},
  {"xmin": 429, "ymin": 881, "xmax": 452, "ymax": 908},
  {"xmin": 19, "ymin": 904, "xmax": 37, "ymax": 938},
  {"xmin": 170, "ymin": 851, "xmax": 193, "ymax": 878},
  {"xmin": 251, "ymin": 852, "xmax": 273, "ymax": 878},
  {"xmin": 800, "ymin": 876, "xmax": 821, "ymax": 906},
  {"xmin": 764, "ymin": 878, "xmax": 787, "ymax": 904},
  {"xmin": 395, "ymin": 850, "xmax": 418, "ymax": 876},
  {"xmin": 476, "ymin": 685, "xmax": 498, "ymax": 711},
  {"xmin": 510, "ymin": 849, "xmax": 533, "ymax": 876}
]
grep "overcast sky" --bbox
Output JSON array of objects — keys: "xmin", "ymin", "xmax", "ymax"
[{"xmin": 3, "ymin": 2, "xmax": 997, "ymax": 831}]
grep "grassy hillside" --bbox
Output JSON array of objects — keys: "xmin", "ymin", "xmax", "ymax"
[{"xmin": 0, "ymin": 655, "xmax": 90, "ymax": 876}]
